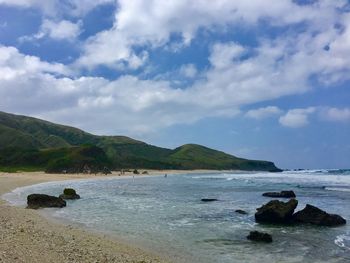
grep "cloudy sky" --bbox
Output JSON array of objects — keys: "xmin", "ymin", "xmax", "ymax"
[{"xmin": 1, "ymin": 0, "xmax": 350, "ymax": 169}]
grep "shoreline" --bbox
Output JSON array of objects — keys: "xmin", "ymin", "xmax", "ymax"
[{"xmin": 0, "ymin": 169, "xmax": 228, "ymax": 263}]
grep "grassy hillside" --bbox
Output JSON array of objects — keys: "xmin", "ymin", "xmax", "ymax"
[
  {"xmin": 0, "ymin": 145, "xmax": 110, "ymax": 173},
  {"xmin": 168, "ymin": 144, "xmax": 278, "ymax": 170},
  {"xmin": 0, "ymin": 111, "xmax": 141, "ymax": 148},
  {"xmin": 0, "ymin": 111, "xmax": 281, "ymax": 172}
]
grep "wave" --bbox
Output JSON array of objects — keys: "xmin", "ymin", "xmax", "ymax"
[
  {"xmin": 284, "ymin": 169, "xmax": 350, "ymax": 175},
  {"xmin": 325, "ymin": 187, "xmax": 350, "ymax": 193},
  {"xmin": 335, "ymin": 234, "xmax": 350, "ymax": 250}
]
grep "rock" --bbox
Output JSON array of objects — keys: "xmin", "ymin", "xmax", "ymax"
[
  {"xmin": 247, "ymin": 231, "xmax": 272, "ymax": 243},
  {"xmin": 27, "ymin": 194, "xmax": 66, "ymax": 209},
  {"xmin": 201, "ymin": 198, "xmax": 218, "ymax": 202},
  {"xmin": 102, "ymin": 166, "xmax": 112, "ymax": 175},
  {"xmin": 293, "ymin": 204, "xmax": 346, "ymax": 226},
  {"xmin": 235, "ymin": 209, "xmax": 248, "ymax": 215},
  {"xmin": 255, "ymin": 199, "xmax": 298, "ymax": 224},
  {"xmin": 262, "ymin": 190, "xmax": 296, "ymax": 198},
  {"xmin": 59, "ymin": 188, "xmax": 80, "ymax": 200}
]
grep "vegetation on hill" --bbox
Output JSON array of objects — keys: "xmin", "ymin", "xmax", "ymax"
[{"xmin": 0, "ymin": 111, "xmax": 282, "ymax": 173}]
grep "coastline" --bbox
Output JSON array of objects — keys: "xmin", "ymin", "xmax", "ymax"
[{"xmin": 0, "ymin": 170, "xmax": 228, "ymax": 263}]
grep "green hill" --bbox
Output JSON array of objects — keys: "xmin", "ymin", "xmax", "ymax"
[{"xmin": 0, "ymin": 111, "xmax": 281, "ymax": 173}]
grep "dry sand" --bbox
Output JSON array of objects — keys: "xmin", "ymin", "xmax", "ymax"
[{"xmin": 0, "ymin": 170, "xmax": 225, "ymax": 263}]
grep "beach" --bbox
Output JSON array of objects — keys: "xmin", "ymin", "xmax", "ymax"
[
  {"xmin": 0, "ymin": 171, "xmax": 172, "ymax": 263},
  {"xmin": 2, "ymin": 170, "xmax": 349, "ymax": 263},
  {"xmin": 0, "ymin": 170, "xmax": 226, "ymax": 263}
]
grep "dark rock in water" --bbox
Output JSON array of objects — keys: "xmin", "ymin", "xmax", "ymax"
[
  {"xmin": 59, "ymin": 188, "xmax": 80, "ymax": 200},
  {"xmin": 255, "ymin": 199, "xmax": 298, "ymax": 224},
  {"xmin": 262, "ymin": 190, "xmax": 296, "ymax": 198},
  {"xmin": 247, "ymin": 231, "xmax": 272, "ymax": 243},
  {"xmin": 201, "ymin": 198, "xmax": 218, "ymax": 202},
  {"xmin": 27, "ymin": 194, "xmax": 66, "ymax": 209},
  {"xmin": 235, "ymin": 209, "xmax": 248, "ymax": 215},
  {"xmin": 269, "ymin": 168, "xmax": 283, "ymax": 173},
  {"xmin": 293, "ymin": 204, "xmax": 346, "ymax": 226}
]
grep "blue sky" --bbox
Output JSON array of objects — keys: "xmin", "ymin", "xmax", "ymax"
[{"xmin": 0, "ymin": 0, "xmax": 350, "ymax": 169}]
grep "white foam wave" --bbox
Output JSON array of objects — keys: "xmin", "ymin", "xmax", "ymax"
[
  {"xmin": 325, "ymin": 187, "xmax": 350, "ymax": 193},
  {"xmin": 335, "ymin": 234, "xmax": 350, "ymax": 250},
  {"xmin": 191, "ymin": 171, "xmax": 350, "ymax": 188}
]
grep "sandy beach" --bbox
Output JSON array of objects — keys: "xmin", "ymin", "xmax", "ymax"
[
  {"xmin": 0, "ymin": 170, "xmax": 226, "ymax": 263},
  {"xmin": 0, "ymin": 171, "xmax": 173, "ymax": 263}
]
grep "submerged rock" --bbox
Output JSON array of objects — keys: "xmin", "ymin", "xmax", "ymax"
[
  {"xmin": 247, "ymin": 231, "xmax": 272, "ymax": 243},
  {"xmin": 59, "ymin": 188, "xmax": 80, "ymax": 200},
  {"xmin": 27, "ymin": 194, "xmax": 66, "ymax": 209},
  {"xmin": 201, "ymin": 198, "xmax": 218, "ymax": 202},
  {"xmin": 262, "ymin": 190, "xmax": 296, "ymax": 198},
  {"xmin": 255, "ymin": 199, "xmax": 298, "ymax": 224},
  {"xmin": 235, "ymin": 209, "xmax": 248, "ymax": 215},
  {"xmin": 293, "ymin": 204, "xmax": 346, "ymax": 226}
]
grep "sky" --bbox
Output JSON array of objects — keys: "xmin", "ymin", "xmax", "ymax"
[{"xmin": 0, "ymin": 0, "xmax": 350, "ymax": 169}]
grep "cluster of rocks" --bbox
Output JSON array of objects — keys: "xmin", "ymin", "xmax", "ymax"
[
  {"xmin": 255, "ymin": 196, "xmax": 346, "ymax": 226},
  {"xmin": 27, "ymin": 188, "xmax": 80, "ymax": 209},
  {"xmin": 246, "ymin": 190, "xmax": 347, "ymax": 243}
]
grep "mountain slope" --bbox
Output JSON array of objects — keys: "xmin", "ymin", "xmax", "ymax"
[
  {"xmin": 0, "ymin": 111, "xmax": 281, "ymax": 172},
  {"xmin": 0, "ymin": 111, "xmax": 141, "ymax": 148},
  {"xmin": 168, "ymin": 144, "xmax": 278, "ymax": 170}
]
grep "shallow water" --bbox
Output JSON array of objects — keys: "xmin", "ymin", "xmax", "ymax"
[{"xmin": 4, "ymin": 170, "xmax": 350, "ymax": 263}]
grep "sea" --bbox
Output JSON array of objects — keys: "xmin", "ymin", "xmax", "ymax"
[{"xmin": 3, "ymin": 169, "xmax": 350, "ymax": 263}]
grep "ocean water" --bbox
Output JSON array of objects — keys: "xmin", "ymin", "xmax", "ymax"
[{"xmin": 3, "ymin": 170, "xmax": 350, "ymax": 263}]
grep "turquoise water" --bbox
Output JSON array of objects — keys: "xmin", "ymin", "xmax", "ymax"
[{"xmin": 4, "ymin": 170, "xmax": 350, "ymax": 262}]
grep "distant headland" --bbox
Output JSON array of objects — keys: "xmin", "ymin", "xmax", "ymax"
[{"xmin": 0, "ymin": 111, "xmax": 281, "ymax": 173}]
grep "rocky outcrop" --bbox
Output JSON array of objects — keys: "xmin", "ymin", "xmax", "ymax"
[
  {"xmin": 235, "ymin": 209, "xmax": 248, "ymax": 215},
  {"xmin": 27, "ymin": 194, "xmax": 66, "ymax": 209},
  {"xmin": 59, "ymin": 188, "xmax": 80, "ymax": 200},
  {"xmin": 293, "ymin": 204, "xmax": 346, "ymax": 226},
  {"xmin": 247, "ymin": 231, "xmax": 272, "ymax": 243},
  {"xmin": 201, "ymin": 198, "xmax": 218, "ymax": 202},
  {"xmin": 262, "ymin": 191, "xmax": 296, "ymax": 198},
  {"xmin": 255, "ymin": 199, "xmax": 298, "ymax": 224}
]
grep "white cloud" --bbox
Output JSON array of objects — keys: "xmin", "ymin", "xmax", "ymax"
[
  {"xmin": 245, "ymin": 106, "xmax": 282, "ymax": 119},
  {"xmin": 0, "ymin": 0, "xmax": 115, "ymax": 16},
  {"xmin": 21, "ymin": 19, "xmax": 82, "ymax": 41},
  {"xmin": 1, "ymin": 1, "xmax": 350, "ymax": 135},
  {"xmin": 39, "ymin": 19, "xmax": 82, "ymax": 40},
  {"xmin": 77, "ymin": 0, "xmax": 339, "ymax": 69},
  {"xmin": 0, "ymin": 45, "xmax": 240, "ymax": 135},
  {"xmin": 0, "ymin": 40, "xmax": 349, "ymax": 136},
  {"xmin": 179, "ymin": 64, "xmax": 197, "ymax": 78},
  {"xmin": 321, "ymin": 107, "xmax": 350, "ymax": 122},
  {"xmin": 209, "ymin": 42, "xmax": 246, "ymax": 69},
  {"xmin": 0, "ymin": 0, "xmax": 57, "ymax": 15},
  {"xmin": 0, "ymin": 45, "xmax": 70, "ymax": 79},
  {"xmin": 279, "ymin": 107, "xmax": 315, "ymax": 128}
]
